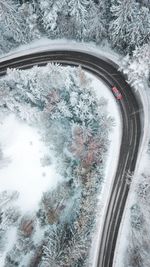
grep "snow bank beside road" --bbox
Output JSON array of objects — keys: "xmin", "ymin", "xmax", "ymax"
[
  {"xmin": 0, "ymin": 38, "xmax": 120, "ymax": 65},
  {"xmin": 86, "ymin": 73, "xmax": 121, "ymax": 267}
]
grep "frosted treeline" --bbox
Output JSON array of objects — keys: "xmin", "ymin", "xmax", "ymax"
[
  {"xmin": 0, "ymin": 65, "xmax": 114, "ymax": 266},
  {"xmin": 0, "ymin": 0, "xmax": 149, "ymax": 55}
]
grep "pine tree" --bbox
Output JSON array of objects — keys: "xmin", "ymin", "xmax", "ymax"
[
  {"xmin": 37, "ymin": 0, "xmax": 66, "ymax": 37},
  {"xmin": 0, "ymin": 0, "xmax": 27, "ymax": 54},
  {"xmin": 121, "ymin": 43, "xmax": 150, "ymax": 89},
  {"xmin": 87, "ymin": 0, "xmax": 108, "ymax": 43},
  {"xmin": 19, "ymin": 2, "xmax": 41, "ymax": 40},
  {"xmin": 67, "ymin": 0, "xmax": 89, "ymax": 40},
  {"xmin": 109, "ymin": 0, "xmax": 150, "ymax": 53}
]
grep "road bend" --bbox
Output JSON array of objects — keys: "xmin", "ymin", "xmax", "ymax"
[{"xmin": 0, "ymin": 50, "xmax": 141, "ymax": 267}]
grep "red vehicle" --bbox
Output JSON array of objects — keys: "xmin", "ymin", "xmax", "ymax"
[{"xmin": 112, "ymin": 86, "xmax": 122, "ymax": 100}]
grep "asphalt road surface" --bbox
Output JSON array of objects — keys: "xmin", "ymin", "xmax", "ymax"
[{"xmin": 0, "ymin": 50, "xmax": 141, "ymax": 267}]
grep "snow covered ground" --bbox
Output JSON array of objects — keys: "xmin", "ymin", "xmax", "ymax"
[{"xmin": 0, "ymin": 114, "xmax": 62, "ymax": 212}]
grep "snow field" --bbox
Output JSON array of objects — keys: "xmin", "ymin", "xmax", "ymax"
[{"xmin": 0, "ymin": 114, "xmax": 62, "ymax": 212}]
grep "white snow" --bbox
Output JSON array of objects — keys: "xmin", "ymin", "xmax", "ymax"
[
  {"xmin": 0, "ymin": 114, "xmax": 62, "ymax": 212},
  {"xmin": 0, "ymin": 38, "xmax": 120, "ymax": 65}
]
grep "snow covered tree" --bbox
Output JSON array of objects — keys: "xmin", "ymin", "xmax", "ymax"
[
  {"xmin": 125, "ymin": 207, "xmax": 150, "ymax": 267},
  {"xmin": 124, "ymin": 171, "xmax": 150, "ymax": 267},
  {"xmin": 109, "ymin": 0, "xmax": 150, "ymax": 53},
  {"xmin": 40, "ymin": 223, "xmax": 89, "ymax": 267},
  {"xmin": 0, "ymin": 191, "xmax": 20, "ymax": 258},
  {"xmin": 138, "ymin": 0, "xmax": 150, "ymax": 8},
  {"xmin": 37, "ymin": 182, "xmax": 71, "ymax": 226},
  {"xmin": 121, "ymin": 43, "xmax": 150, "ymax": 89},
  {"xmin": 36, "ymin": 0, "xmax": 110, "ymax": 41},
  {"xmin": 87, "ymin": 0, "xmax": 108, "ymax": 43},
  {"xmin": 0, "ymin": 229, "xmax": 6, "ymax": 253},
  {"xmin": 0, "ymin": 0, "xmax": 27, "ymax": 54},
  {"xmin": 130, "ymin": 204, "xmax": 144, "ymax": 230},
  {"xmin": 37, "ymin": 0, "xmax": 90, "ymax": 40},
  {"xmin": 0, "ymin": 191, "xmax": 19, "ymax": 210},
  {"xmin": 19, "ymin": 2, "xmax": 41, "ymax": 40},
  {"xmin": 4, "ymin": 246, "xmax": 22, "ymax": 267},
  {"xmin": 1, "ymin": 207, "xmax": 20, "ymax": 228},
  {"xmin": 129, "ymin": 6, "xmax": 150, "ymax": 49},
  {"xmin": 37, "ymin": 0, "xmax": 66, "ymax": 37},
  {"xmin": 67, "ymin": 0, "xmax": 89, "ymax": 40}
]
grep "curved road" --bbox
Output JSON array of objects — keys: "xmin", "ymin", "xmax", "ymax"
[{"xmin": 0, "ymin": 51, "xmax": 141, "ymax": 267}]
